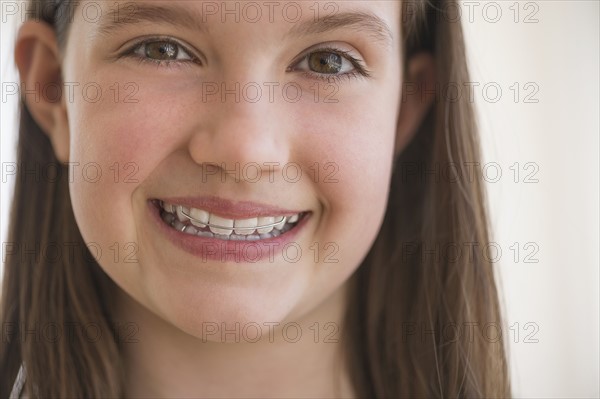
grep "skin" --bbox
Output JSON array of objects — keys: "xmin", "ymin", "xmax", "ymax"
[{"xmin": 16, "ymin": 0, "xmax": 435, "ymax": 396}]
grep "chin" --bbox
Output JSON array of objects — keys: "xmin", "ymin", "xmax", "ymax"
[{"xmin": 138, "ymin": 274, "xmax": 307, "ymax": 343}]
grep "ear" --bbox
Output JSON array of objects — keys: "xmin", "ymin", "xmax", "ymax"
[
  {"xmin": 394, "ymin": 52, "xmax": 436, "ymax": 155},
  {"xmin": 14, "ymin": 20, "xmax": 70, "ymax": 163}
]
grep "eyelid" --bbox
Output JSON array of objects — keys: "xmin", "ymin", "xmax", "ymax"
[
  {"xmin": 119, "ymin": 35, "xmax": 203, "ymax": 65},
  {"xmin": 288, "ymin": 44, "xmax": 371, "ymax": 80}
]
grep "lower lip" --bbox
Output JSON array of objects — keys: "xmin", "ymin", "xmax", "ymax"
[{"xmin": 148, "ymin": 201, "xmax": 310, "ymax": 263}]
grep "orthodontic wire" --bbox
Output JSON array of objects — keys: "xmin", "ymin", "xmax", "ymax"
[{"xmin": 178, "ymin": 208, "xmax": 288, "ymax": 231}]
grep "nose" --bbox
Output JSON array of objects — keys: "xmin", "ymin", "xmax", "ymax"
[{"xmin": 187, "ymin": 82, "xmax": 291, "ymax": 183}]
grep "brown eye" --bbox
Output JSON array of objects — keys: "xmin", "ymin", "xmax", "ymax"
[
  {"xmin": 308, "ymin": 52, "xmax": 343, "ymax": 74},
  {"xmin": 291, "ymin": 47, "xmax": 363, "ymax": 79},
  {"xmin": 144, "ymin": 41, "xmax": 178, "ymax": 60},
  {"xmin": 131, "ymin": 39, "xmax": 195, "ymax": 64}
]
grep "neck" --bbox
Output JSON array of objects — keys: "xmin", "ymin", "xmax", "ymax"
[{"xmin": 112, "ymin": 282, "xmax": 355, "ymax": 398}]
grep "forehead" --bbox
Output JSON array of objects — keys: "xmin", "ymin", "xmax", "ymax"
[{"xmin": 75, "ymin": 0, "xmax": 401, "ymax": 47}]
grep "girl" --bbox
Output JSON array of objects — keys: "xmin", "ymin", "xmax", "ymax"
[{"xmin": 1, "ymin": 0, "xmax": 511, "ymax": 397}]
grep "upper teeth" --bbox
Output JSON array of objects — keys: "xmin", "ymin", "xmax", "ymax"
[{"xmin": 161, "ymin": 202, "xmax": 300, "ymax": 236}]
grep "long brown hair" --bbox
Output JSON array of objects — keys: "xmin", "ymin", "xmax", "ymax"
[{"xmin": 1, "ymin": 0, "xmax": 510, "ymax": 397}]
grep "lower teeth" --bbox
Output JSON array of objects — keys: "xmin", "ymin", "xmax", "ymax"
[{"xmin": 160, "ymin": 209, "xmax": 297, "ymax": 240}]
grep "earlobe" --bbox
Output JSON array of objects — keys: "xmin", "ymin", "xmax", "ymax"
[
  {"xmin": 394, "ymin": 52, "xmax": 436, "ymax": 156},
  {"xmin": 15, "ymin": 20, "xmax": 70, "ymax": 163}
]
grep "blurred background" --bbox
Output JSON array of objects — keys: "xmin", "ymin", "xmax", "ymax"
[{"xmin": 1, "ymin": 1, "xmax": 599, "ymax": 396}]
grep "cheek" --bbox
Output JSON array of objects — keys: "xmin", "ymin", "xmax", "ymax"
[
  {"xmin": 289, "ymin": 87, "xmax": 399, "ymax": 304},
  {"xmin": 65, "ymin": 74, "xmax": 194, "ymax": 292},
  {"xmin": 308, "ymin": 95, "xmax": 397, "ymax": 210},
  {"xmin": 67, "ymin": 77, "xmax": 188, "ymax": 222}
]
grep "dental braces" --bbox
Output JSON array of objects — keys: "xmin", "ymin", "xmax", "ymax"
[{"xmin": 178, "ymin": 208, "xmax": 287, "ymax": 232}]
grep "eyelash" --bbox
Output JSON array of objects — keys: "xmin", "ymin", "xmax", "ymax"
[
  {"xmin": 119, "ymin": 37, "xmax": 371, "ymax": 82},
  {"xmin": 290, "ymin": 46, "xmax": 371, "ymax": 83},
  {"xmin": 120, "ymin": 37, "xmax": 200, "ymax": 71}
]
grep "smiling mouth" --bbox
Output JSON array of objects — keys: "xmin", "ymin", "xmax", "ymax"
[{"xmin": 153, "ymin": 200, "xmax": 306, "ymax": 241}]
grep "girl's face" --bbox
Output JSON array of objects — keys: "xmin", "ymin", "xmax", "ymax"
[{"xmin": 63, "ymin": 0, "xmax": 402, "ymax": 336}]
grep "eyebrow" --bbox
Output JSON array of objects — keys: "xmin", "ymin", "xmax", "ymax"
[
  {"xmin": 97, "ymin": 3, "xmax": 393, "ymax": 49},
  {"xmin": 97, "ymin": 3, "xmax": 208, "ymax": 36},
  {"xmin": 286, "ymin": 11, "xmax": 394, "ymax": 49}
]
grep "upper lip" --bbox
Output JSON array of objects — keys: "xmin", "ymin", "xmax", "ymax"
[{"xmin": 155, "ymin": 195, "xmax": 305, "ymax": 219}]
